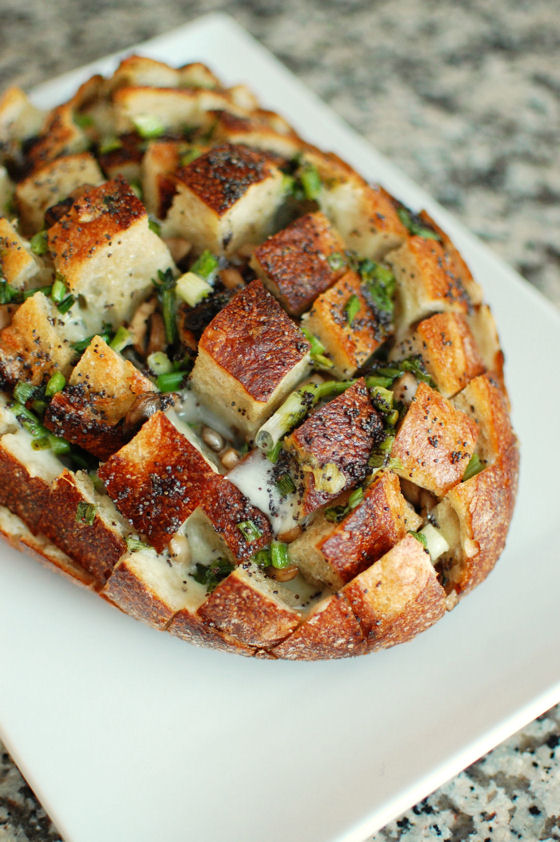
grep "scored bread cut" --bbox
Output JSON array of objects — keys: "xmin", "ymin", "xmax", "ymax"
[{"xmin": 0, "ymin": 54, "xmax": 519, "ymax": 659}]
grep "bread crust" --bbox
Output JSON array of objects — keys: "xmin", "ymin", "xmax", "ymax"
[{"xmin": 0, "ymin": 56, "xmax": 519, "ymax": 660}]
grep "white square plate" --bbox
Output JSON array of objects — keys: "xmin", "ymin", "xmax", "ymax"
[{"xmin": 1, "ymin": 13, "xmax": 559, "ymax": 842}]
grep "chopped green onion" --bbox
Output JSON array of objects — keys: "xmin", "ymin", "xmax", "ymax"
[
  {"xmin": 267, "ymin": 440, "xmax": 283, "ymax": 463},
  {"xmin": 270, "ymin": 541, "xmax": 290, "ymax": 569},
  {"xmin": 180, "ymin": 146, "xmax": 203, "ymax": 166},
  {"xmin": 76, "ymin": 502, "xmax": 96, "ymax": 526},
  {"xmin": 132, "ymin": 114, "xmax": 165, "ymax": 139},
  {"xmin": 30, "ymin": 230, "xmax": 48, "ymax": 255},
  {"xmin": 72, "ymin": 330, "xmax": 111, "ymax": 353},
  {"xmin": 23, "ymin": 284, "xmax": 51, "ymax": 300},
  {"xmin": 190, "ymin": 250, "xmax": 219, "ymax": 281},
  {"xmin": 88, "ymin": 470, "xmax": 105, "ymax": 494},
  {"xmin": 31, "ymin": 436, "xmax": 50, "ymax": 450},
  {"xmin": 301, "ymin": 326, "xmax": 333, "ymax": 370},
  {"xmin": 10, "ymin": 401, "xmax": 43, "ymax": 435},
  {"xmin": 327, "ymin": 252, "xmax": 346, "ymax": 272},
  {"xmin": 281, "ymin": 173, "xmax": 296, "ymax": 195},
  {"xmin": 153, "ymin": 268, "xmax": 178, "ymax": 346},
  {"xmin": 397, "ymin": 207, "xmax": 441, "ymax": 241},
  {"xmin": 276, "ymin": 473, "xmax": 296, "ymax": 497},
  {"xmin": 74, "ymin": 113, "xmax": 94, "ymax": 129},
  {"xmin": 129, "ymin": 180, "xmax": 143, "ymax": 200},
  {"xmin": 256, "ymin": 379, "xmax": 353, "ymax": 455},
  {"xmin": 364, "ymin": 374, "xmax": 393, "ymax": 389},
  {"xmin": 13, "ymin": 382, "xmax": 37, "ymax": 404},
  {"xmin": 57, "ymin": 294, "xmax": 76, "ymax": 315},
  {"xmin": 148, "ymin": 217, "xmax": 161, "ymax": 236},
  {"xmin": 359, "ymin": 259, "xmax": 396, "ymax": 317},
  {"xmin": 463, "ymin": 452, "xmax": 484, "ymax": 481},
  {"xmin": 98, "ymin": 137, "xmax": 122, "ymax": 154},
  {"xmin": 110, "ymin": 326, "xmax": 132, "ymax": 353},
  {"xmin": 347, "ymin": 487, "xmax": 364, "ymax": 509},
  {"xmin": 147, "ymin": 351, "xmax": 172, "ymax": 375},
  {"xmin": 31, "ymin": 399, "xmax": 46, "ymax": 416},
  {"xmin": 51, "ymin": 276, "xmax": 68, "ymax": 304},
  {"xmin": 299, "ymin": 163, "xmax": 322, "ymax": 200},
  {"xmin": 344, "ymin": 293, "xmax": 361, "ymax": 326},
  {"xmin": 367, "ymin": 356, "xmax": 434, "ymax": 388},
  {"xmin": 192, "ymin": 558, "xmax": 234, "ymax": 592},
  {"xmin": 237, "ymin": 520, "xmax": 263, "ymax": 543},
  {"xmin": 126, "ymin": 536, "xmax": 150, "ymax": 553},
  {"xmin": 157, "ymin": 370, "xmax": 187, "ymax": 393},
  {"xmin": 252, "ymin": 548, "xmax": 271, "ymax": 567},
  {"xmin": 409, "ymin": 530, "xmax": 428, "ymax": 548},
  {"xmin": 45, "ymin": 371, "xmax": 66, "ymax": 397},
  {"xmin": 48, "ymin": 435, "xmax": 71, "ymax": 455},
  {"xmin": 0, "ymin": 279, "xmax": 22, "ymax": 305},
  {"xmin": 176, "ymin": 271, "xmax": 212, "ymax": 307}
]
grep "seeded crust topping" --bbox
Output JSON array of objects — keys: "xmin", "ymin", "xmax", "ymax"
[{"xmin": 0, "ymin": 55, "xmax": 518, "ymax": 660}]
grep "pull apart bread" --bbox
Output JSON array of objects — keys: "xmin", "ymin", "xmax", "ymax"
[{"xmin": 0, "ymin": 56, "xmax": 518, "ymax": 659}]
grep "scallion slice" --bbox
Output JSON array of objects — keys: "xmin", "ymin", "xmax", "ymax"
[
  {"xmin": 30, "ymin": 230, "xmax": 48, "ymax": 255},
  {"xmin": 176, "ymin": 271, "xmax": 212, "ymax": 307},
  {"xmin": 190, "ymin": 250, "xmax": 219, "ymax": 281},
  {"xmin": 110, "ymin": 326, "xmax": 132, "ymax": 353},
  {"xmin": 13, "ymin": 382, "xmax": 37, "ymax": 404},
  {"xmin": 126, "ymin": 536, "xmax": 150, "ymax": 553},
  {"xmin": 157, "ymin": 370, "xmax": 187, "ymax": 393},
  {"xmin": 45, "ymin": 371, "xmax": 66, "ymax": 397},
  {"xmin": 76, "ymin": 502, "xmax": 96, "ymax": 526},
  {"xmin": 397, "ymin": 207, "xmax": 441, "ymax": 241},
  {"xmin": 237, "ymin": 520, "xmax": 263, "ymax": 543},
  {"xmin": 344, "ymin": 293, "xmax": 361, "ymax": 326},
  {"xmin": 276, "ymin": 473, "xmax": 296, "ymax": 497},
  {"xmin": 270, "ymin": 541, "xmax": 290, "ymax": 569},
  {"xmin": 147, "ymin": 351, "xmax": 172, "ymax": 375},
  {"xmin": 299, "ymin": 163, "xmax": 322, "ymax": 200},
  {"xmin": 327, "ymin": 252, "xmax": 346, "ymax": 272},
  {"xmin": 132, "ymin": 114, "xmax": 165, "ymax": 139},
  {"xmin": 463, "ymin": 452, "xmax": 484, "ymax": 481}
]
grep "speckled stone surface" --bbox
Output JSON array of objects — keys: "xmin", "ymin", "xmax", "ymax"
[{"xmin": 0, "ymin": 1, "xmax": 558, "ymax": 840}]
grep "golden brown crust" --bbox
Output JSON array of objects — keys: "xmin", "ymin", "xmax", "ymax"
[
  {"xmin": 391, "ymin": 382, "xmax": 479, "ymax": 496},
  {"xmin": 285, "ymin": 379, "xmax": 383, "ymax": 515},
  {"xmin": 271, "ymin": 593, "xmax": 366, "ymax": 660},
  {"xmin": 197, "ymin": 565, "xmax": 300, "ymax": 648},
  {"xmin": 343, "ymin": 535, "xmax": 447, "ymax": 650},
  {"xmin": 200, "ymin": 475, "xmax": 272, "ymax": 562},
  {"xmin": 0, "ymin": 445, "xmax": 53, "ymax": 534},
  {"xmin": 411, "ymin": 312, "xmax": 485, "ymax": 398},
  {"xmin": 176, "ymin": 143, "xmax": 274, "ymax": 215},
  {"xmin": 198, "ymin": 279, "xmax": 310, "ymax": 403},
  {"xmin": 39, "ymin": 470, "xmax": 126, "ymax": 585},
  {"xmin": 98, "ymin": 412, "xmax": 214, "ymax": 552},
  {"xmin": 251, "ymin": 212, "xmax": 346, "ymax": 316}
]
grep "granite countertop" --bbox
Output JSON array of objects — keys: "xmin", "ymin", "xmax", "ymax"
[{"xmin": 0, "ymin": 1, "xmax": 559, "ymax": 840}]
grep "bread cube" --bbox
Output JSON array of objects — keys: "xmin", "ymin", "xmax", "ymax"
[
  {"xmin": 392, "ymin": 312, "xmax": 485, "ymax": 398},
  {"xmin": 391, "ymin": 382, "xmax": 478, "ymax": 496},
  {"xmin": 285, "ymin": 379, "xmax": 383, "ymax": 516},
  {"xmin": 289, "ymin": 470, "xmax": 422, "ymax": 588},
  {"xmin": 467, "ymin": 304, "xmax": 505, "ymax": 389},
  {"xmin": 343, "ymin": 534, "xmax": 447, "ymax": 650},
  {"xmin": 0, "ymin": 423, "xmax": 62, "ymax": 533},
  {"xmin": 271, "ymin": 593, "xmax": 366, "ymax": 660},
  {"xmin": 302, "ymin": 269, "xmax": 388, "ymax": 378},
  {"xmin": 304, "ymin": 147, "xmax": 407, "ymax": 258},
  {"xmin": 44, "ymin": 335, "xmax": 157, "ymax": 459},
  {"xmin": 0, "ymin": 217, "xmax": 42, "ymax": 289},
  {"xmin": 164, "ymin": 143, "xmax": 285, "ymax": 256},
  {"xmin": 112, "ymin": 86, "xmax": 243, "ymax": 135},
  {"xmin": 0, "ymin": 504, "xmax": 94, "ymax": 587},
  {"xmin": 197, "ymin": 564, "xmax": 301, "ymax": 648},
  {"xmin": 453, "ymin": 374, "xmax": 516, "ymax": 466},
  {"xmin": 211, "ymin": 110, "xmax": 302, "ymax": 159},
  {"xmin": 179, "ymin": 62, "xmax": 222, "ymax": 89},
  {"xmin": 433, "ymin": 444, "xmax": 519, "ymax": 596},
  {"xmin": 15, "ymin": 153, "xmax": 104, "ymax": 234},
  {"xmin": 0, "ymin": 165, "xmax": 13, "ymax": 216},
  {"xmin": 110, "ymin": 55, "xmax": 182, "ymax": 91},
  {"xmin": 0, "ymin": 86, "xmax": 44, "ymax": 145},
  {"xmin": 191, "ymin": 280, "xmax": 310, "ymax": 437},
  {"xmin": 190, "ymin": 474, "xmax": 272, "ymax": 563},
  {"xmin": 419, "ymin": 210, "xmax": 482, "ymax": 305},
  {"xmin": 141, "ymin": 140, "xmax": 183, "ymax": 218},
  {"xmin": 39, "ymin": 469, "xmax": 129, "ymax": 585},
  {"xmin": 47, "ymin": 178, "xmax": 175, "ymax": 328},
  {"xmin": 98, "ymin": 411, "xmax": 216, "ymax": 552},
  {"xmin": 96, "ymin": 133, "xmax": 144, "ymax": 184},
  {"xmin": 387, "ymin": 236, "xmax": 483, "ymax": 335},
  {"xmin": 251, "ymin": 212, "xmax": 346, "ymax": 316},
  {"xmin": 28, "ymin": 104, "xmax": 89, "ymax": 168},
  {"xmin": 0, "ymin": 292, "xmax": 75, "ymax": 387}
]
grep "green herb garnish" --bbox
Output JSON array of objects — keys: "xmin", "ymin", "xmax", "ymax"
[
  {"xmin": 190, "ymin": 250, "xmax": 219, "ymax": 281},
  {"xmin": 397, "ymin": 207, "xmax": 441, "ymax": 241},
  {"xmin": 126, "ymin": 536, "xmax": 150, "ymax": 553},
  {"xmin": 192, "ymin": 558, "xmax": 234, "ymax": 592},
  {"xmin": 463, "ymin": 452, "xmax": 484, "ymax": 481},
  {"xmin": 270, "ymin": 541, "xmax": 290, "ymax": 569},
  {"xmin": 148, "ymin": 217, "xmax": 161, "ymax": 236},
  {"xmin": 30, "ymin": 230, "xmax": 48, "ymax": 255},
  {"xmin": 409, "ymin": 530, "xmax": 428, "ymax": 548},
  {"xmin": 237, "ymin": 520, "xmax": 263, "ymax": 543},
  {"xmin": 299, "ymin": 163, "xmax": 322, "ymax": 200},
  {"xmin": 300, "ymin": 326, "xmax": 333, "ymax": 370},
  {"xmin": 324, "ymin": 486, "xmax": 364, "ymax": 523},
  {"xmin": 153, "ymin": 267, "xmax": 178, "ymax": 346},
  {"xmin": 76, "ymin": 502, "xmax": 96, "ymax": 526},
  {"xmin": 157, "ymin": 370, "xmax": 187, "ymax": 393},
  {"xmin": 344, "ymin": 293, "xmax": 361, "ymax": 326}
]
